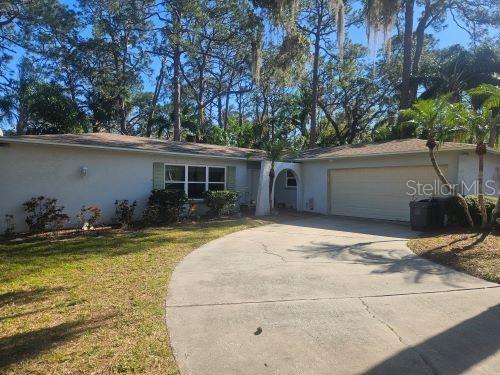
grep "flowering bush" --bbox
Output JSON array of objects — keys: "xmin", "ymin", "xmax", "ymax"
[{"xmin": 77, "ymin": 205, "xmax": 102, "ymax": 230}]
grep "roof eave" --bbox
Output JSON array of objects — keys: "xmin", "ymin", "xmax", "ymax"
[
  {"xmin": 295, "ymin": 146, "xmax": 477, "ymax": 161},
  {"xmin": 0, "ymin": 137, "xmax": 265, "ymax": 161}
]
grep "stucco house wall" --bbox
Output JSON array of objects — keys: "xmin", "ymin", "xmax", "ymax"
[
  {"xmin": 458, "ymin": 152, "xmax": 500, "ymax": 196},
  {"xmin": 273, "ymin": 170, "xmax": 298, "ymax": 209},
  {"xmin": 0, "ymin": 143, "xmax": 251, "ymax": 232},
  {"xmin": 299, "ymin": 150, "xmax": 499, "ymax": 216}
]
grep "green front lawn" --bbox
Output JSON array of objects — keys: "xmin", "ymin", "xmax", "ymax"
[{"xmin": 0, "ymin": 218, "xmax": 271, "ymax": 374}]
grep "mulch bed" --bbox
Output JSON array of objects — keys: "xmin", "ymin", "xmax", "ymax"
[{"xmin": 408, "ymin": 229, "xmax": 499, "ymax": 283}]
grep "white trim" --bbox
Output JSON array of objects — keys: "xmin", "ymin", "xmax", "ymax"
[{"xmin": 0, "ymin": 138, "xmax": 263, "ymax": 161}]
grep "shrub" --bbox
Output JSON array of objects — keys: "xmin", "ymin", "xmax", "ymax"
[
  {"xmin": 142, "ymin": 203, "xmax": 162, "ymax": 225},
  {"xmin": 444, "ymin": 195, "xmax": 496, "ymax": 227},
  {"xmin": 4, "ymin": 214, "xmax": 15, "ymax": 237},
  {"xmin": 77, "ymin": 205, "xmax": 102, "ymax": 230},
  {"xmin": 23, "ymin": 196, "xmax": 69, "ymax": 232},
  {"xmin": 204, "ymin": 190, "xmax": 239, "ymax": 217},
  {"xmin": 114, "ymin": 200, "xmax": 137, "ymax": 229},
  {"xmin": 143, "ymin": 190, "xmax": 188, "ymax": 225}
]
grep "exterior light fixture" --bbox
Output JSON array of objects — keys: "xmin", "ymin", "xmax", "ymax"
[{"xmin": 80, "ymin": 166, "xmax": 88, "ymax": 177}]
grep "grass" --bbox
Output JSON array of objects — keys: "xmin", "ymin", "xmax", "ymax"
[
  {"xmin": 0, "ymin": 217, "xmax": 273, "ymax": 374},
  {"xmin": 408, "ymin": 229, "xmax": 500, "ymax": 284}
]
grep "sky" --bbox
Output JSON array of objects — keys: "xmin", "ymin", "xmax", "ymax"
[{"xmin": 2, "ymin": 0, "xmax": 496, "ymax": 132}]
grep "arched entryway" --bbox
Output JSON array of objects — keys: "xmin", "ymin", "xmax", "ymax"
[
  {"xmin": 255, "ymin": 161, "xmax": 302, "ymax": 216},
  {"xmin": 273, "ymin": 168, "xmax": 299, "ymax": 210}
]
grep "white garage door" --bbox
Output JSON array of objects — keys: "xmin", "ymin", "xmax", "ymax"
[{"xmin": 328, "ymin": 165, "xmax": 447, "ymax": 221}]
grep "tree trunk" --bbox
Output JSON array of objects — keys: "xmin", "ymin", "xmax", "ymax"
[
  {"xmin": 217, "ymin": 91, "xmax": 223, "ymax": 128},
  {"xmin": 428, "ymin": 145, "xmax": 451, "ymax": 191},
  {"xmin": 172, "ymin": 45, "xmax": 181, "ymax": 141},
  {"xmin": 268, "ymin": 162, "xmax": 275, "ymax": 214},
  {"xmin": 400, "ymin": 0, "xmax": 414, "ymax": 110},
  {"xmin": 428, "ymin": 141, "xmax": 474, "ymax": 227},
  {"xmin": 237, "ymin": 92, "xmax": 243, "ymax": 128},
  {"xmin": 196, "ymin": 66, "xmax": 205, "ymax": 141},
  {"xmin": 309, "ymin": 16, "xmax": 322, "ymax": 148},
  {"xmin": 409, "ymin": 6, "xmax": 430, "ymax": 102},
  {"xmin": 147, "ymin": 57, "xmax": 167, "ymax": 137},
  {"xmin": 477, "ymin": 143, "xmax": 487, "ymax": 228},
  {"xmin": 119, "ymin": 96, "xmax": 127, "ymax": 134},
  {"xmin": 223, "ymin": 88, "xmax": 231, "ymax": 131},
  {"xmin": 16, "ymin": 102, "xmax": 27, "ymax": 135}
]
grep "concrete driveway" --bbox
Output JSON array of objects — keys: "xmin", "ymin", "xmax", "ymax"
[{"xmin": 165, "ymin": 216, "xmax": 500, "ymax": 375}]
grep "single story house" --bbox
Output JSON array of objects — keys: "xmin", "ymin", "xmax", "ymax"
[{"xmin": 0, "ymin": 133, "xmax": 498, "ymax": 232}]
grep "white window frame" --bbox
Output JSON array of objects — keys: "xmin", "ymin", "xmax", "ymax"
[
  {"xmin": 285, "ymin": 170, "xmax": 297, "ymax": 189},
  {"xmin": 164, "ymin": 164, "xmax": 226, "ymax": 200}
]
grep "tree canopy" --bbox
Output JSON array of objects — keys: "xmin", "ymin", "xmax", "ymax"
[{"xmin": 0, "ymin": 0, "xmax": 498, "ymax": 151}]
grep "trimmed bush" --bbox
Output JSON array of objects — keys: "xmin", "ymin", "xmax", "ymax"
[
  {"xmin": 204, "ymin": 190, "xmax": 239, "ymax": 217},
  {"xmin": 143, "ymin": 189, "xmax": 188, "ymax": 225},
  {"xmin": 23, "ymin": 196, "xmax": 69, "ymax": 232},
  {"xmin": 444, "ymin": 195, "xmax": 496, "ymax": 227}
]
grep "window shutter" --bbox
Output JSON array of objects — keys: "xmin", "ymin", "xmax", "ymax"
[
  {"xmin": 226, "ymin": 166, "xmax": 236, "ymax": 191},
  {"xmin": 153, "ymin": 162, "xmax": 165, "ymax": 190}
]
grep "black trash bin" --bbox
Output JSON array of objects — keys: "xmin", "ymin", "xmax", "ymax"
[{"xmin": 409, "ymin": 198, "xmax": 445, "ymax": 231}]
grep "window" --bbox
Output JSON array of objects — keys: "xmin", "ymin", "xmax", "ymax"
[
  {"xmin": 164, "ymin": 165, "xmax": 226, "ymax": 199},
  {"xmin": 208, "ymin": 167, "xmax": 225, "ymax": 192},
  {"xmin": 165, "ymin": 165, "xmax": 185, "ymax": 192},
  {"xmin": 285, "ymin": 170, "xmax": 297, "ymax": 189},
  {"xmin": 188, "ymin": 166, "xmax": 206, "ymax": 199}
]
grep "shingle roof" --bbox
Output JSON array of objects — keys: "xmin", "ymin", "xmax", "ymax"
[
  {"xmin": 1, "ymin": 133, "xmax": 266, "ymax": 160},
  {"xmin": 2, "ymin": 134, "xmax": 497, "ymax": 161},
  {"xmin": 297, "ymin": 138, "xmax": 484, "ymax": 160}
]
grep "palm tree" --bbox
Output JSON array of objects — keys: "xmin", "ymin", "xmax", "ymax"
[
  {"xmin": 402, "ymin": 97, "xmax": 474, "ymax": 227},
  {"xmin": 469, "ymin": 84, "xmax": 500, "ymax": 148},
  {"xmin": 468, "ymin": 84, "xmax": 500, "ymax": 227},
  {"xmin": 265, "ymin": 139, "xmax": 289, "ymax": 214}
]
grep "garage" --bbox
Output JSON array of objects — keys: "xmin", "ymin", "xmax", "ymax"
[{"xmin": 328, "ymin": 165, "xmax": 447, "ymax": 221}]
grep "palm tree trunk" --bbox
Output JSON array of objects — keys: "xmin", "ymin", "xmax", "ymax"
[
  {"xmin": 477, "ymin": 144, "xmax": 487, "ymax": 228},
  {"xmin": 428, "ymin": 146, "xmax": 451, "ymax": 192},
  {"xmin": 268, "ymin": 162, "xmax": 275, "ymax": 214},
  {"xmin": 428, "ymin": 142, "xmax": 474, "ymax": 227}
]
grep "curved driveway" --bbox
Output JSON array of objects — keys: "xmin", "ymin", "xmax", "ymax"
[{"xmin": 166, "ymin": 216, "xmax": 500, "ymax": 374}]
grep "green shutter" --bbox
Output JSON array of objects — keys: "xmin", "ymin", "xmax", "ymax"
[
  {"xmin": 226, "ymin": 166, "xmax": 236, "ymax": 191},
  {"xmin": 153, "ymin": 162, "xmax": 165, "ymax": 190}
]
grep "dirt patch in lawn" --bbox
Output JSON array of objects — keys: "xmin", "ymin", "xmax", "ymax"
[{"xmin": 408, "ymin": 229, "xmax": 499, "ymax": 284}]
